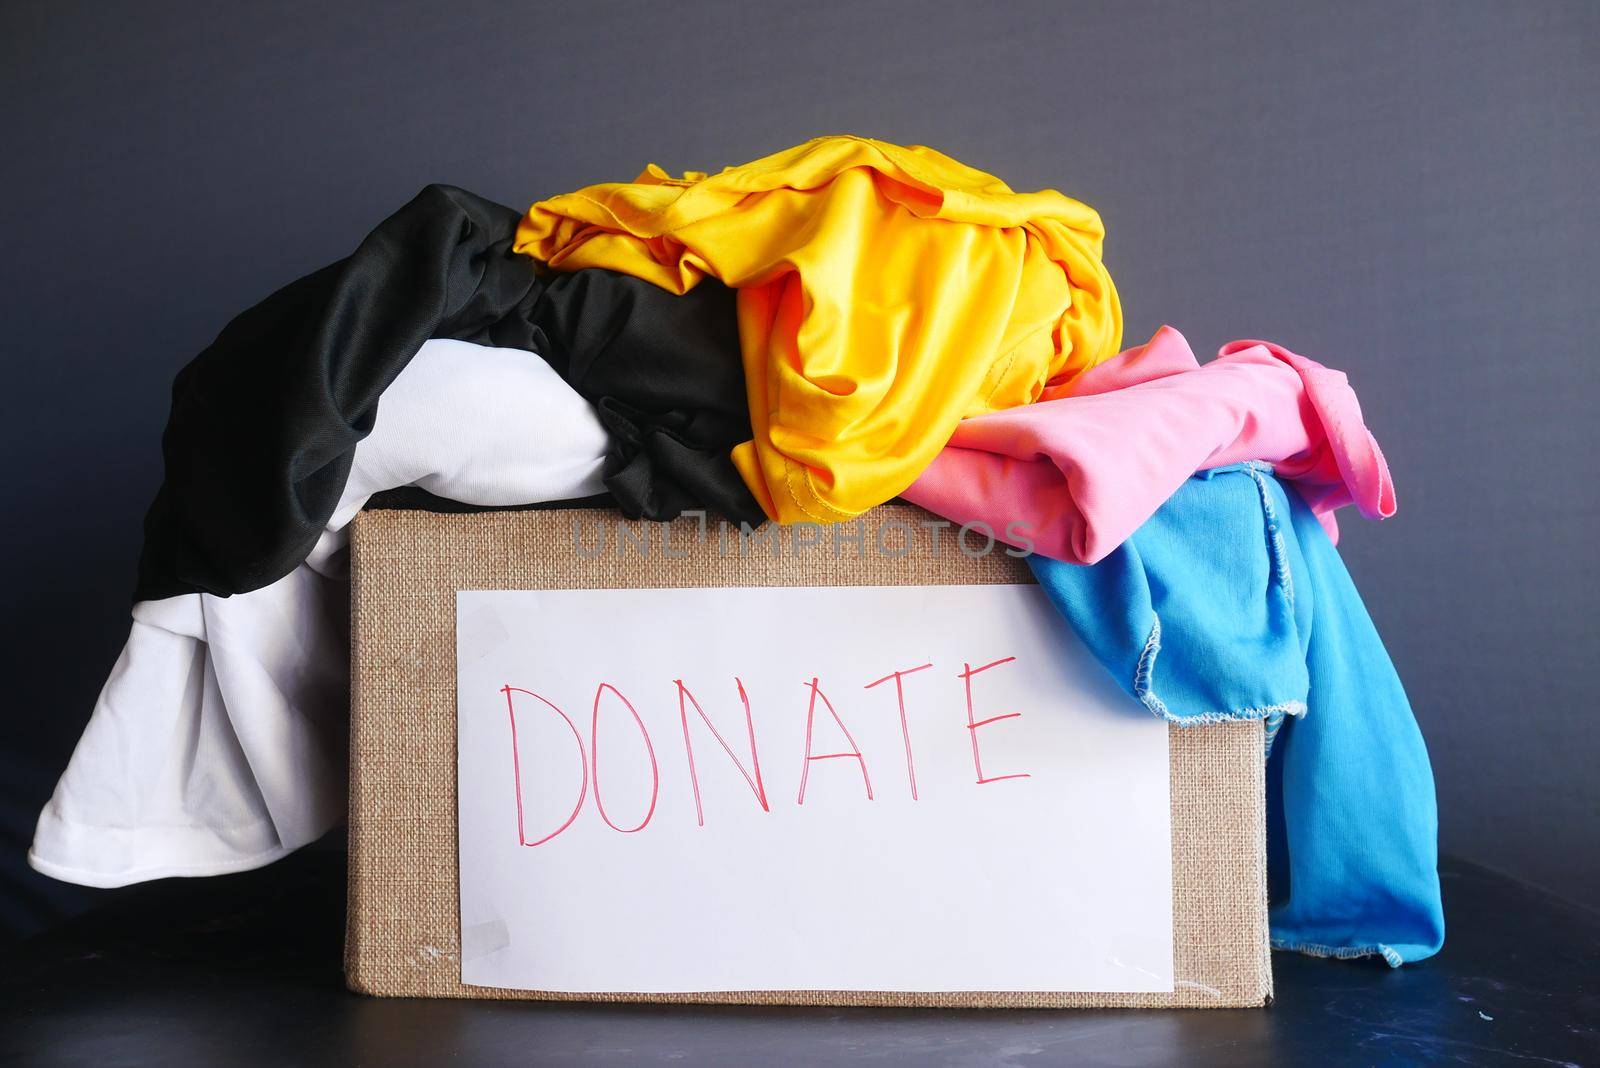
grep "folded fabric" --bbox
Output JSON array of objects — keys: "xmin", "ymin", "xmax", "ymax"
[
  {"xmin": 514, "ymin": 135, "xmax": 1123, "ymax": 524},
  {"xmin": 137, "ymin": 184, "xmax": 755, "ymax": 603},
  {"xmin": 903, "ymin": 326, "xmax": 1396, "ymax": 564},
  {"xmin": 519, "ymin": 267, "xmax": 754, "ymax": 526},
  {"xmin": 31, "ymin": 340, "xmax": 610, "ymax": 887},
  {"xmin": 1027, "ymin": 464, "xmax": 1443, "ymax": 964}
]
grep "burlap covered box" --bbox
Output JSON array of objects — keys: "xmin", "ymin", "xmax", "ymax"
[{"xmin": 345, "ymin": 504, "xmax": 1272, "ymax": 1008}]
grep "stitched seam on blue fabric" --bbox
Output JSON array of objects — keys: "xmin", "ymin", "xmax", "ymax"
[
  {"xmin": 1133, "ymin": 611, "xmax": 1162, "ymax": 703},
  {"xmin": 1242, "ymin": 461, "xmax": 1295, "ymax": 611},
  {"xmin": 1272, "ymin": 937, "xmax": 1405, "ymax": 968},
  {"xmin": 1262, "ymin": 710, "xmax": 1287, "ymax": 758},
  {"xmin": 1133, "ymin": 611, "xmax": 1308, "ymax": 726}
]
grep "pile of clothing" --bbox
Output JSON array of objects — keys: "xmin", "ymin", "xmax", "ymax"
[{"xmin": 30, "ymin": 136, "xmax": 1444, "ymax": 966}]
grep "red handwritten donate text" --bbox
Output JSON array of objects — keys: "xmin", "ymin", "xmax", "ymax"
[{"xmin": 499, "ymin": 657, "xmax": 1030, "ymax": 847}]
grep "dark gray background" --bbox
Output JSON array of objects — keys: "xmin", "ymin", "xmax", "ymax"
[{"xmin": 2, "ymin": 0, "xmax": 1595, "ymax": 941}]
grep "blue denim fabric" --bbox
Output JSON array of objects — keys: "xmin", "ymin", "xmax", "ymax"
[{"xmin": 1027, "ymin": 463, "xmax": 1444, "ymax": 965}]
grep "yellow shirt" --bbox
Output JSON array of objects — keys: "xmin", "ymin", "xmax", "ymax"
[{"xmin": 515, "ymin": 135, "xmax": 1122, "ymax": 523}]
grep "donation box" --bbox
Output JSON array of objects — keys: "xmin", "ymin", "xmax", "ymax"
[{"xmin": 344, "ymin": 505, "xmax": 1271, "ymax": 1008}]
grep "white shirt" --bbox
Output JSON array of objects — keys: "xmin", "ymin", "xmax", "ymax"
[{"xmin": 30, "ymin": 339, "xmax": 610, "ymax": 887}]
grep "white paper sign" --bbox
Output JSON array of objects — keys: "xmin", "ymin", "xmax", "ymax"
[{"xmin": 456, "ymin": 584, "xmax": 1172, "ymax": 993}]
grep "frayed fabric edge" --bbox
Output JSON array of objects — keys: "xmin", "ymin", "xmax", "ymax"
[
  {"xmin": 1134, "ymin": 612, "xmax": 1308, "ymax": 728},
  {"xmin": 1272, "ymin": 937, "xmax": 1407, "ymax": 969}
]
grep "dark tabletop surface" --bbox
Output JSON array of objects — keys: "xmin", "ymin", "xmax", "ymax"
[{"xmin": 1, "ymin": 852, "xmax": 1594, "ymax": 1067}]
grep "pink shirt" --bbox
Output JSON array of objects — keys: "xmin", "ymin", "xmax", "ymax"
[{"xmin": 903, "ymin": 326, "xmax": 1396, "ymax": 563}]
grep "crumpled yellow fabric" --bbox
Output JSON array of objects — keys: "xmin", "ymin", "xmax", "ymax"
[{"xmin": 515, "ymin": 135, "xmax": 1122, "ymax": 523}]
